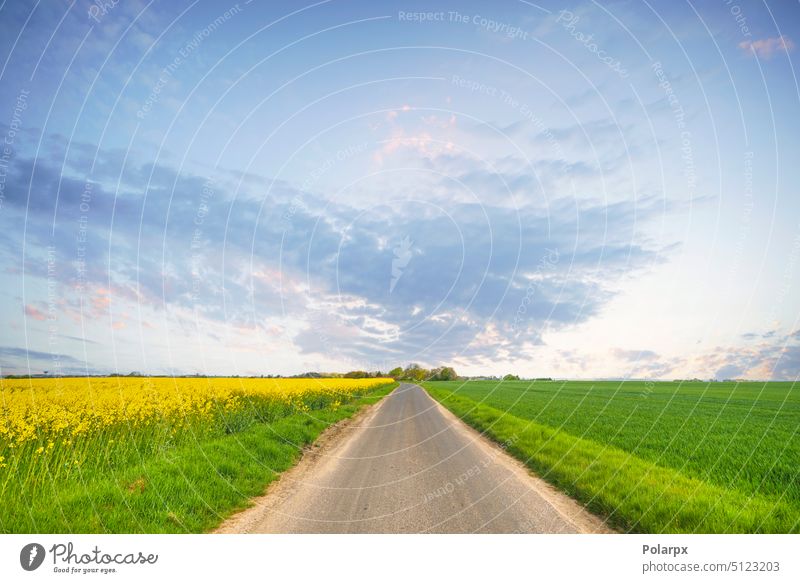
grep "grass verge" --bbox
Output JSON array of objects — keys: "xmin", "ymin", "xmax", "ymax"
[
  {"xmin": 424, "ymin": 384, "xmax": 799, "ymax": 533},
  {"xmin": 3, "ymin": 383, "xmax": 396, "ymax": 533}
]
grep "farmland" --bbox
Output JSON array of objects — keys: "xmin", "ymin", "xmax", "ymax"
[
  {"xmin": 0, "ymin": 376, "xmax": 396, "ymax": 533},
  {"xmin": 422, "ymin": 379, "xmax": 800, "ymax": 533}
]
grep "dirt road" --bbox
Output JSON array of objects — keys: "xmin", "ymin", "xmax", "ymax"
[{"xmin": 216, "ymin": 383, "xmax": 610, "ymax": 533}]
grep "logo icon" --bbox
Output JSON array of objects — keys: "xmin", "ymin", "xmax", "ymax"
[
  {"xmin": 390, "ymin": 235, "xmax": 414, "ymax": 293},
  {"xmin": 20, "ymin": 543, "xmax": 46, "ymax": 571}
]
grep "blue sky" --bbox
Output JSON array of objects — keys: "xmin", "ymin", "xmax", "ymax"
[{"xmin": 1, "ymin": 0, "xmax": 799, "ymax": 379}]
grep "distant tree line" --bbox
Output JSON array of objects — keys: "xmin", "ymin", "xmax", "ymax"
[
  {"xmin": 382, "ymin": 364, "xmax": 459, "ymax": 381},
  {"xmin": 334, "ymin": 366, "xmax": 556, "ymax": 382},
  {"xmin": 299, "ymin": 366, "xmax": 458, "ymax": 381}
]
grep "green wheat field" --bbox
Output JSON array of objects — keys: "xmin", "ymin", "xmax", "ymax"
[{"xmin": 422, "ymin": 379, "xmax": 800, "ymax": 533}]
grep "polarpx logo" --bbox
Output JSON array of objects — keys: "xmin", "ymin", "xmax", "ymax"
[{"xmin": 20, "ymin": 543, "xmax": 46, "ymax": 571}]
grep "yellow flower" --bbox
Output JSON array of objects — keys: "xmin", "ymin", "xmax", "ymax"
[{"xmin": 0, "ymin": 376, "xmax": 393, "ymax": 468}]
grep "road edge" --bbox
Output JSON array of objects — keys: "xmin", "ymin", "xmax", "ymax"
[
  {"xmin": 211, "ymin": 389, "xmax": 394, "ymax": 534},
  {"xmin": 423, "ymin": 385, "xmax": 614, "ymax": 534}
]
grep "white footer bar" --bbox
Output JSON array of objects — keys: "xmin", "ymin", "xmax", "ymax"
[{"xmin": 1, "ymin": 534, "xmax": 797, "ymax": 582}]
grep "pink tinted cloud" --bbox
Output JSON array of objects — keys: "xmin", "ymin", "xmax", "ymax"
[
  {"xmin": 739, "ymin": 35, "xmax": 795, "ymax": 59},
  {"xmin": 24, "ymin": 304, "xmax": 47, "ymax": 321}
]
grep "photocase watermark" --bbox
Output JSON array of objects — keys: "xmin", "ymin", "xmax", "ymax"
[
  {"xmin": 281, "ymin": 195, "xmax": 309, "ymax": 229},
  {"xmin": 190, "ymin": 177, "xmax": 215, "ymax": 305},
  {"xmin": 300, "ymin": 142, "xmax": 369, "ymax": 194},
  {"xmin": 373, "ymin": 234, "xmax": 416, "ymax": 344},
  {"xmin": 46, "ymin": 245, "xmax": 63, "ymax": 376},
  {"xmin": 451, "ymin": 75, "xmax": 568, "ymax": 169},
  {"xmin": 724, "ymin": 0, "xmax": 753, "ymax": 39},
  {"xmin": 726, "ymin": 151, "xmax": 754, "ymax": 282},
  {"xmin": 396, "ymin": 11, "xmax": 448, "ymax": 23},
  {"xmin": 639, "ymin": 380, "xmax": 656, "ymax": 399},
  {"xmin": 0, "ymin": 87, "xmax": 30, "ymax": 213},
  {"xmin": 511, "ymin": 248, "xmax": 560, "ymax": 335},
  {"xmin": 556, "ymin": 11, "xmax": 629, "ymax": 78},
  {"xmin": 397, "ymin": 10, "xmax": 530, "ymax": 41},
  {"xmin": 390, "ymin": 235, "xmax": 414, "ymax": 293},
  {"xmin": 282, "ymin": 142, "xmax": 369, "ymax": 229},
  {"xmin": 87, "ymin": 0, "xmax": 120, "ymax": 23},
  {"xmin": 75, "ymin": 180, "xmax": 93, "ymax": 295},
  {"xmin": 450, "ymin": 75, "xmax": 501, "ymax": 98},
  {"xmin": 422, "ymin": 434, "xmax": 519, "ymax": 504},
  {"xmin": 652, "ymin": 61, "xmax": 696, "ymax": 200},
  {"xmin": 137, "ymin": 4, "xmax": 243, "ymax": 120},
  {"xmin": 450, "ymin": 11, "xmax": 530, "ymax": 41},
  {"xmin": 422, "ymin": 463, "xmax": 483, "ymax": 503}
]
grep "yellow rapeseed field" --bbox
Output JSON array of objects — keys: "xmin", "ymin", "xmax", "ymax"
[
  {"xmin": 0, "ymin": 376, "xmax": 393, "ymax": 492},
  {"xmin": 0, "ymin": 377, "xmax": 392, "ymax": 445}
]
